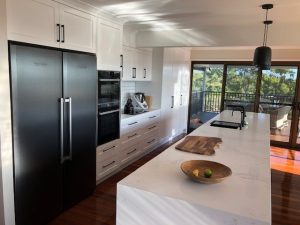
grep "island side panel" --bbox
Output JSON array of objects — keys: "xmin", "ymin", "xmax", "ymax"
[{"xmin": 117, "ymin": 184, "xmax": 270, "ymax": 225}]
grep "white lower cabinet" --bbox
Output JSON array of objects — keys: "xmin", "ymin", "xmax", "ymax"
[
  {"xmin": 120, "ymin": 142, "xmax": 141, "ymax": 165},
  {"xmin": 96, "ymin": 109, "xmax": 161, "ymax": 183},
  {"xmin": 96, "ymin": 139, "xmax": 120, "ymax": 181}
]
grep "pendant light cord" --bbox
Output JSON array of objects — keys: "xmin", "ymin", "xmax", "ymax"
[{"xmin": 263, "ymin": 9, "xmax": 269, "ymax": 46}]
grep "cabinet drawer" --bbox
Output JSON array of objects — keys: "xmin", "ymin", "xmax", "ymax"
[
  {"xmin": 141, "ymin": 134, "xmax": 159, "ymax": 152},
  {"xmin": 96, "ymin": 156, "xmax": 119, "ymax": 180},
  {"xmin": 143, "ymin": 111, "xmax": 160, "ymax": 126},
  {"xmin": 121, "ymin": 129, "xmax": 142, "ymax": 144},
  {"xmin": 97, "ymin": 139, "xmax": 120, "ymax": 159},
  {"xmin": 143, "ymin": 122, "xmax": 159, "ymax": 135},
  {"xmin": 120, "ymin": 142, "xmax": 141, "ymax": 164},
  {"xmin": 121, "ymin": 119, "xmax": 143, "ymax": 134}
]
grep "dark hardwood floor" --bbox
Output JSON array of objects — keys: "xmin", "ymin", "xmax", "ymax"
[{"xmin": 49, "ymin": 140, "xmax": 300, "ymax": 225}]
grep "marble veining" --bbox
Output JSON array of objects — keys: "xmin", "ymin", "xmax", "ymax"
[{"xmin": 117, "ymin": 110, "xmax": 271, "ymax": 225}]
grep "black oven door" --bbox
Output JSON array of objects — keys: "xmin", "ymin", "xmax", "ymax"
[
  {"xmin": 98, "ymin": 80, "xmax": 120, "ymax": 112},
  {"xmin": 98, "ymin": 110, "xmax": 120, "ymax": 145}
]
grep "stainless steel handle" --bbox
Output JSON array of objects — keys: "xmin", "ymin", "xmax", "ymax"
[
  {"xmin": 149, "ymin": 116, "xmax": 157, "ymax": 119},
  {"xmin": 60, "ymin": 98, "xmax": 64, "ymax": 164},
  {"xmin": 99, "ymin": 79, "xmax": 121, "ymax": 82},
  {"xmin": 120, "ymin": 55, "xmax": 123, "ymax": 67},
  {"xmin": 103, "ymin": 145, "xmax": 116, "ymax": 153},
  {"xmin": 171, "ymin": 96, "xmax": 174, "ymax": 108},
  {"xmin": 128, "ymin": 121, "xmax": 138, "ymax": 126},
  {"xmin": 65, "ymin": 97, "xmax": 72, "ymax": 161},
  {"xmin": 61, "ymin": 25, "xmax": 65, "ymax": 43},
  {"xmin": 102, "ymin": 160, "xmax": 116, "ymax": 169},
  {"xmin": 99, "ymin": 109, "xmax": 120, "ymax": 116},
  {"xmin": 56, "ymin": 24, "xmax": 60, "ymax": 42},
  {"xmin": 128, "ymin": 133, "xmax": 137, "ymax": 139},
  {"xmin": 127, "ymin": 148, "xmax": 137, "ymax": 155},
  {"xmin": 132, "ymin": 68, "xmax": 136, "ymax": 78},
  {"xmin": 180, "ymin": 94, "xmax": 183, "ymax": 106},
  {"xmin": 144, "ymin": 69, "xmax": 146, "ymax": 78}
]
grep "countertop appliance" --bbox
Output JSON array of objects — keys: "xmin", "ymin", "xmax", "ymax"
[
  {"xmin": 124, "ymin": 98, "xmax": 134, "ymax": 115},
  {"xmin": 98, "ymin": 70, "xmax": 120, "ymax": 145},
  {"xmin": 132, "ymin": 92, "xmax": 148, "ymax": 113},
  {"xmin": 10, "ymin": 42, "xmax": 97, "ymax": 225}
]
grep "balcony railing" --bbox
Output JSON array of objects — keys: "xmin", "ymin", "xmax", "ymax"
[{"xmin": 191, "ymin": 91, "xmax": 294, "ymax": 115}]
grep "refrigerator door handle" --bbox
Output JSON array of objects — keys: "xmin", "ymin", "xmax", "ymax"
[
  {"xmin": 65, "ymin": 97, "xmax": 72, "ymax": 161},
  {"xmin": 60, "ymin": 98, "xmax": 64, "ymax": 164}
]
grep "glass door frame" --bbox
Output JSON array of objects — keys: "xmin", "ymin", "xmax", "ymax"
[{"xmin": 188, "ymin": 61, "xmax": 300, "ymax": 149}]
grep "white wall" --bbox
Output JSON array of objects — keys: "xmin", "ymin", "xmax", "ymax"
[
  {"xmin": 0, "ymin": 0, "xmax": 15, "ymax": 224},
  {"xmin": 136, "ymin": 48, "xmax": 164, "ymax": 109},
  {"xmin": 191, "ymin": 48, "xmax": 300, "ymax": 61}
]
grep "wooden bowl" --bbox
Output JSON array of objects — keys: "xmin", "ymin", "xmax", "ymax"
[{"xmin": 180, "ymin": 160, "xmax": 232, "ymax": 184}]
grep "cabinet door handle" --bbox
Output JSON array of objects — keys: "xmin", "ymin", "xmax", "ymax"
[
  {"xmin": 61, "ymin": 25, "xmax": 65, "ymax": 43},
  {"xmin": 148, "ymin": 125, "xmax": 156, "ymax": 130},
  {"xmin": 128, "ymin": 133, "xmax": 138, "ymax": 139},
  {"xmin": 64, "ymin": 97, "xmax": 72, "ymax": 161},
  {"xmin": 149, "ymin": 116, "xmax": 157, "ymax": 119},
  {"xmin": 56, "ymin": 24, "xmax": 60, "ymax": 42},
  {"xmin": 132, "ymin": 68, "xmax": 136, "ymax": 78},
  {"xmin": 128, "ymin": 121, "xmax": 138, "ymax": 126},
  {"xmin": 171, "ymin": 96, "xmax": 174, "ymax": 108},
  {"xmin": 102, "ymin": 161, "xmax": 116, "ymax": 169},
  {"xmin": 144, "ymin": 68, "xmax": 146, "ymax": 78},
  {"xmin": 120, "ymin": 55, "xmax": 123, "ymax": 67},
  {"xmin": 127, "ymin": 148, "xmax": 137, "ymax": 155},
  {"xmin": 180, "ymin": 94, "xmax": 183, "ymax": 106},
  {"xmin": 59, "ymin": 98, "xmax": 64, "ymax": 164},
  {"xmin": 103, "ymin": 145, "xmax": 116, "ymax": 153},
  {"xmin": 147, "ymin": 139, "xmax": 156, "ymax": 144}
]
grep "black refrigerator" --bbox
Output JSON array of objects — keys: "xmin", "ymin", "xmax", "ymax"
[{"xmin": 9, "ymin": 42, "xmax": 97, "ymax": 225}]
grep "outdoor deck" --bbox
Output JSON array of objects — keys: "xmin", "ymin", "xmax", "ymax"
[{"xmin": 189, "ymin": 91, "xmax": 296, "ymax": 143}]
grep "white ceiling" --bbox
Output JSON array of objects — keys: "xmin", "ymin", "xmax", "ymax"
[{"xmin": 75, "ymin": 0, "xmax": 300, "ymax": 48}]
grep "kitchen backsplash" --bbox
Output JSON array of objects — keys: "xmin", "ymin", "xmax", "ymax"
[{"xmin": 121, "ymin": 81, "xmax": 136, "ymax": 108}]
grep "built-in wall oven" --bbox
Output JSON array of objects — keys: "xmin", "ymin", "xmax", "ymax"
[{"xmin": 98, "ymin": 70, "xmax": 121, "ymax": 145}]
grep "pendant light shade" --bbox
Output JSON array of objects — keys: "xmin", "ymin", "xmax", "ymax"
[
  {"xmin": 253, "ymin": 4, "xmax": 273, "ymax": 70},
  {"xmin": 253, "ymin": 46, "xmax": 272, "ymax": 70}
]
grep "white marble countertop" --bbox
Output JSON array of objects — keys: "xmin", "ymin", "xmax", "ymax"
[
  {"xmin": 121, "ymin": 108, "xmax": 160, "ymax": 120},
  {"xmin": 117, "ymin": 110, "xmax": 271, "ymax": 224}
]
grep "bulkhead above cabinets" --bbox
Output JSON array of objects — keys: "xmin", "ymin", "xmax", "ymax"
[{"xmin": 122, "ymin": 46, "xmax": 153, "ymax": 81}]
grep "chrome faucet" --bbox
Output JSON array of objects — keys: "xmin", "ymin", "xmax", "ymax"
[{"xmin": 227, "ymin": 104, "xmax": 246, "ymax": 130}]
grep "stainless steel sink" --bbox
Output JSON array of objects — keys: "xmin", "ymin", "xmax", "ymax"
[{"xmin": 210, "ymin": 120, "xmax": 241, "ymax": 129}]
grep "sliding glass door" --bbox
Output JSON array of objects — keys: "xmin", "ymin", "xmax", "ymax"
[
  {"xmin": 224, "ymin": 65, "xmax": 258, "ymax": 112},
  {"xmin": 259, "ymin": 66, "xmax": 298, "ymax": 144},
  {"xmin": 188, "ymin": 62, "xmax": 300, "ymax": 149},
  {"xmin": 188, "ymin": 64, "xmax": 223, "ymax": 132}
]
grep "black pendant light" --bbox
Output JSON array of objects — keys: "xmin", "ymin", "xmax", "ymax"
[{"xmin": 253, "ymin": 4, "xmax": 273, "ymax": 70}]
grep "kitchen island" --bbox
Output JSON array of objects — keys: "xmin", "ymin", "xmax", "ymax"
[{"xmin": 116, "ymin": 110, "xmax": 271, "ymax": 225}]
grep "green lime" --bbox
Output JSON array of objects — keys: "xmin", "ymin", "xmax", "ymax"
[{"xmin": 204, "ymin": 168, "xmax": 212, "ymax": 178}]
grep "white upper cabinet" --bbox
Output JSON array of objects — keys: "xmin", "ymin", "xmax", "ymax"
[
  {"xmin": 96, "ymin": 19, "xmax": 123, "ymax": 71},
  {"xmin": 7, "ymin": 0, "xmax": 60, "ymax": 48},
  {"xmin": 7, "ymin": 0, "xmax": 96, "ymax": 53},
  {"xmin": 123, "ymin": 46, "xmax": 134, "ymax": 80},
  {"xmin": 122, "ymin": 46, "xmax": 153, "ymax": 81},
  {"xmin": 59, "ymin": 5, "xmax": 96, "ymax": 53},
  {"xmin": 141, "ymin": 50, "xmax": 152, "ymax": 81}
]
